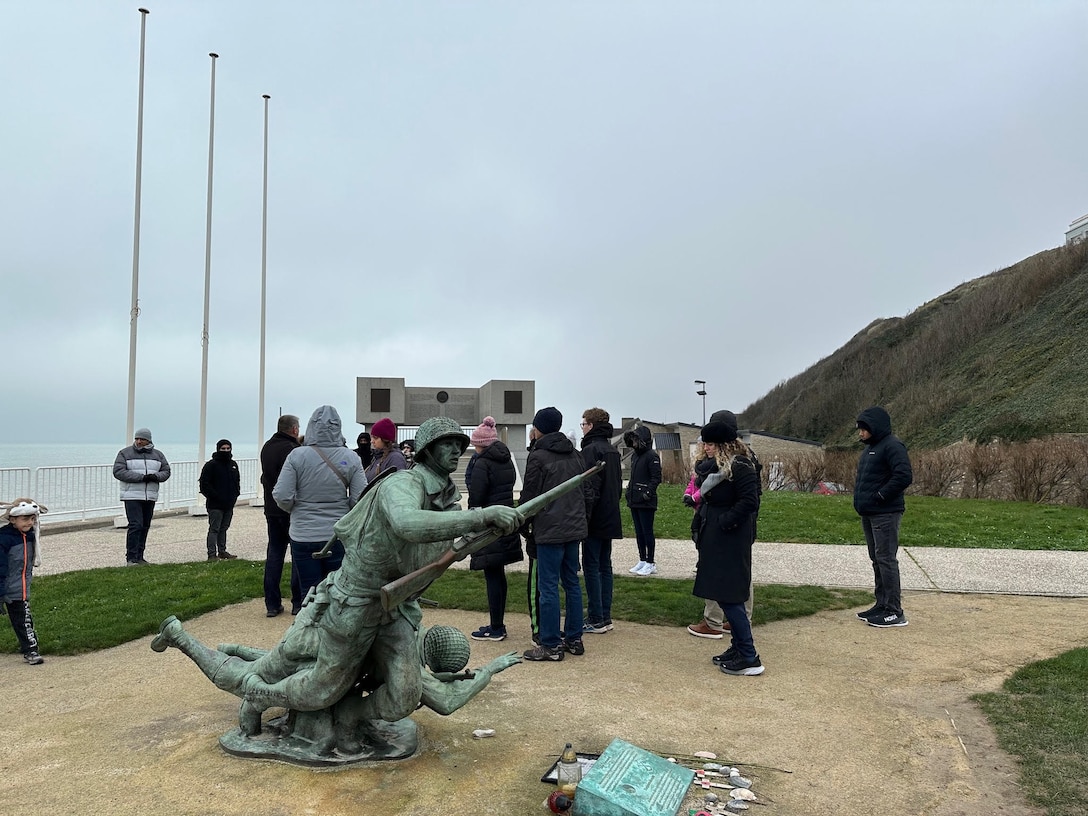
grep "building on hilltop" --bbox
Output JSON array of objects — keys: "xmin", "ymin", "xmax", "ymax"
[{"xmin": 1066, "ymin": 213, "xmax": 1088, "ymax": 245}]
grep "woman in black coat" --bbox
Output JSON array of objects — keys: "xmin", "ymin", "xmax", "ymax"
[
  {"xmin": 466, "ymin": 417, "xmax": 523, "ymax": 641},
  {"xmin": 624, "ymin": 426, "xmax": 661, "ymax": 575},
  {"xmin": 690, "ymin": 421, "xmax": 763, "ymax": 676}
]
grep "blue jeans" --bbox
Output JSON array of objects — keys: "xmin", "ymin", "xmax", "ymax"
[
  {"xmin": 724, "ymin": 603, "xmax": 758, "ymax": 662},
  {"xmin": 124, "ymin": 500, "xmax": 155, "ymax": 562},
  {"xmin": 581, "ymin": 536, "xmax": 613, "ymax": 623},
  {"xmin": 264, "ymin": 515, "xmax": 302, "ymax": 613},
  {"xmin": 862, "ymin": 512, "xmax": 903, "ymax": 616},
  {"xmin": 290, "ymin": 539, "xmax": 344, "ymax": 602},
  {"xmin": 535, "ymin": 542, "xmax": 584, "ymax": 648},
  {"xmin": 630, "ymin": 508, "xmax": 656, "ymax": 563}
]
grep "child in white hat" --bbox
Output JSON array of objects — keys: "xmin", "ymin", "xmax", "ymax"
[{"xmin": 1, "ymin": 498, "xmax": 47, "ymax": 665}]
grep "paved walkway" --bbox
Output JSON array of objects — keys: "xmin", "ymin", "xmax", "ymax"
[{"xmin": 39, "ymin": 503, "xmax": 1087, "ymax": 597}]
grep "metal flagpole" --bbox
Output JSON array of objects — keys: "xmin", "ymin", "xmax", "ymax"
[
  {"xmin": 255, "ymin": 93, "xmax": 271, "ymax": 505},
  {"xmin": 198, "ymin": 52, "xmax": 218, "ymax": 473},
  {"xmin": 126, "ymin": 8, "xmax": 150, "ymax": 443}
]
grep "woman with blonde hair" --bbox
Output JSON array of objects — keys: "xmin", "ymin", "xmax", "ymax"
[{"xmin": 690, "ymin": 419, "xmax": 763, "ymax": 676}]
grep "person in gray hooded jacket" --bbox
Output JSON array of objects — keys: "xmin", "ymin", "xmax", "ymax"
[
  {"xmin": 273, "ymin": 405, "xmax": 367, "ymax": 600},
  {"xmin": 113, "ymin": 427, "xmax": 171, "ymax": 566}
]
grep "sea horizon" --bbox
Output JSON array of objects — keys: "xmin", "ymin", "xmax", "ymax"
[{"xmin": 0, "ymin": 441, "xmax": 261, "ymax": 471}]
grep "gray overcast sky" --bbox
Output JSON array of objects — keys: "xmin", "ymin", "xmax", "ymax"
[{"xmin": 4, "ymin": 1, "xmax": 1086, "ymax": 446}]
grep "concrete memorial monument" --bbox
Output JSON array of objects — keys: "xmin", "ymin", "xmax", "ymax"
[{"xmin": 150, "ymin": 416, "xmax": 600, "ymax": 767}]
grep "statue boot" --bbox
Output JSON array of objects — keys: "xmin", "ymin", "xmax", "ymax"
[
  {"xmin": 150, "ymin": 615, "xmax": 250, "ymax": 694},
  {"xmin": 239, "ymin": 675, "xmax": 292, "ymax": 737}
]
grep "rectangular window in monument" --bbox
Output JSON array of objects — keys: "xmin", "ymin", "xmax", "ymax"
[
  {"xmin": 371, "ymin": 388, "xmax": 391, "ymax": 413},
  {"xmin": 504, "ymin": 390, "xmax": 522, "ymax": 415}
]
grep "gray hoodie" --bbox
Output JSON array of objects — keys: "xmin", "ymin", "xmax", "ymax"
[{"xmin": 273, "ymin": 405, "xmax": 367, "ymax": 542}]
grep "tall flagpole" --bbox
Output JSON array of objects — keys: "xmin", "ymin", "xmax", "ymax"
[
  {"xmin": 126, "ymin": 8, "xmax": 150, "ymax": 443},
  {"xmin": 256, "ymin": 93, "xmax": 271, "ymax": 503},
  {"xmin": 198, "ymin": 52, "xmax": 218, "ymax": 470}
]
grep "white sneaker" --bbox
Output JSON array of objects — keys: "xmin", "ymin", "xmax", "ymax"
[
  {"xmin": 629, "ymin": 561, "xmax": 647, "ymax": 574},
  {"xmin": 637, "ymin": 562, "xmax": 657, "ymax": 576}
]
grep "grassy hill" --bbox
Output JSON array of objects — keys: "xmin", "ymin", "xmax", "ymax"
[{"xmin": 740, "ymin": 240, "xmax": 1088, "ymax": 449}]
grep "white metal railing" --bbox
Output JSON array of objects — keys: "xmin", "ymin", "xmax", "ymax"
[
  {"xmin": 0, "ymin": 468, "xmax": 32, "ymax": 505},
  {"xmin": 15, "ymin": 459, "xmax": 259, "ymax": 524}
]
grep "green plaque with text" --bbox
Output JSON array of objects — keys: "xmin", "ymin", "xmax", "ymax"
[{"xmin": 573, "ymin": 739, "xmax": 694, "ymax": 816}]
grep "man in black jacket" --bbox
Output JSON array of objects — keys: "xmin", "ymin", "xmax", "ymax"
[
  {"xmin": 579, "ymin": 407, "xmax": 622, "ymax": 635},
  {"xmin": 260, "ymin": 415, "xmax": 303, "ymax": 617},
  {"xmin": 853, "ymin": 406, "xmax": 913, "ymax": 628},
  {"xmin": 199, "ymin": 439, "xmax": 241, "ymax": 560},
  {"xmin": 519, "ymin": 407, "xmax": 588, "ymax": 661}
]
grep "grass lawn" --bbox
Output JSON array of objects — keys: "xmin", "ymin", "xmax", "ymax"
[
  {"xmin": 975, "ymin": 648, "xmax": 1088, "ymax": 816},
  {"xmin": 639, "ymin": 484, "xmax": 1088, "ymax": 550}
]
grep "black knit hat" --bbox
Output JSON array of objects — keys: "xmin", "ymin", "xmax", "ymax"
[
  {"xmin": 532, "ymin": 406, "xmax": 563, "ymax": 435},
  {"xmin": 700, "ymin": 421, "xmax": 737, "ymax": 444}
]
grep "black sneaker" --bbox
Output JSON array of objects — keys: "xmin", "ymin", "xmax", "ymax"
[
  {"xmin": 868, "ymin": 612, "xmax": 908, "ymax": 628},
  {"xmin": 711, "ymin": 646, "xmax": 739, "ymax": 666},
  {"xmin": 207, "ymin": 554, "xmax": 219, "ymax": 561},
  {"xmin": 523, "ymin": 644, "xmax": 564, "ymax": 662},
  {"xmin": 24, "ymin": 651, "xmax": 44, "ymax": 665},
  {"xmin": 470, "ymin": 625, "xmax": 508, "ymax": 642},
  {"xmin": 561, "ymin": 638, "xmax": 585, "ymax": 656},
  {"xmin": 266, "ymin": 606, "xmax": 284, "ymax": 618},
  {"xmin": 218, "ymin": 551, "xmax": 238, "ymax": 560},
  {"xmin": 582, "ymin": 619, "xmax": 610, "ymax": 634},
  {"xmin": 856, "ymin": 605, "xmax": 882, "ymax": 621},
  {"xmin": 720, "ymin": 654, "xmax": 764, "ymax": 676}
]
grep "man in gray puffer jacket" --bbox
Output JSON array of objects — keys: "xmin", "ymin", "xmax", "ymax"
[
  {"xmin": 113, "ymin": 427, "xmax": 171, "ymax": 566},
  {"xmin": 274, "ymin": 405, "xmax": 367, "ymax": 602}
]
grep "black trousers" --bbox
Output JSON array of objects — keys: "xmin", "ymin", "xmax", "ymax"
[
  {"xmin": 5, "ymin": 600, "xmax": 39, "ymax": 655},
  {"xmin": 124, "ymin": 500, "xmax": 156, "ymax": 562}
]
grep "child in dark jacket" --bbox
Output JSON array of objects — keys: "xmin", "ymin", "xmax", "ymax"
[{"xmin": 1, "ymin": 498, "xmax": 47, "ymax": 665}]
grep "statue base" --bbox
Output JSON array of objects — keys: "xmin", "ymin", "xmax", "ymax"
[{"xmin": 219, "ymin": 711, "xmax": 418, "ymax": 767}]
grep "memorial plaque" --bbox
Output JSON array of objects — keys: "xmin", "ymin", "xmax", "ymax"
[{"xmin": 573, "ymin": 739, "xmax": 694, "ymax": 816}]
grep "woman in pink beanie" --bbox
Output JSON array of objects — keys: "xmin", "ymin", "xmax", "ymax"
[
  {"xmin": 364, "ymin": 418, "xmax": 407, "ymax": 481},
  {"xmin": 467, "ymin": 417, "xmax": 523, "ymax": 641}
]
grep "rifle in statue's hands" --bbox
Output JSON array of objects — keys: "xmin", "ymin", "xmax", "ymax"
[{"xmin": 380, "ymin": 461, "xmax": 604, "ymax": 612}]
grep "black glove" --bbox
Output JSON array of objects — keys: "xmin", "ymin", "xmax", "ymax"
[
  {"xmin": 682, "ymin": 495, "xmax": 695, "ymax": 508},
  {"xmin": 143, "ymin": 473, "xmax": 157, "ymax": 482}
]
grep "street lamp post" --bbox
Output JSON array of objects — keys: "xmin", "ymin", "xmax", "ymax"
[{"xmin": 694, "ymin": 380, "xmax": 707, "ymax": 425}]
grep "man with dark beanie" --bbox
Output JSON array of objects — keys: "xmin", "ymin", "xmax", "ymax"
[
  {"xmin": 854, "ymin": 406, "xmax": 913, "ymax": 627},
  {"xmin": 520, "ymin": 406, "xmax": 588, "ymax": 661},
  {"xmin": 579, "ymin": 407, "xmax": 622, "ymax": 635}
]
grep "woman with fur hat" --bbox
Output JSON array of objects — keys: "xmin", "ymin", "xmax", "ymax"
[
  {"xmin": 466, "ymin": 417, "xmax": 523, "ymax": 642},
  {"xmin": 1, "ymin": 498, "xmax": 48, "ymax": 665},
  {"xmin": 364, "ymin": 418, "xmax": 408, "ymax": 482},
  {"xmin": 690, "ymin": 419, "xmax": 764, "ymax": 676}
]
